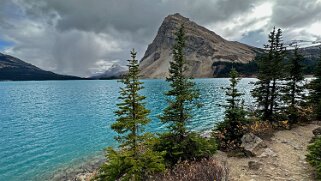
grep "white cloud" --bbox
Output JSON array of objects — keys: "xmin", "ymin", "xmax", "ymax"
[
  {"xmin": 308, "ymin": 22, "xmax": 321, "ymax": 37},
  {"xmin": 206, "ymin": 2, "xmax": 273, "ymax": 41}
]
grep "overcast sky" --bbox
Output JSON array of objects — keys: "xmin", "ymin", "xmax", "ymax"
[{"xmin": 0, "ymin": 0, "xmax": 321, "ymax": 77}]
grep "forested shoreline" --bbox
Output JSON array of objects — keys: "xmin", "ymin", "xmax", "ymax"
[{"xmin": 91, "ymin": 25, "xmax": 321, "ymax": 181}]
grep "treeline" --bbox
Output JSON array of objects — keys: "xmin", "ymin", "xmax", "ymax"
[
  {"xmin": 213, "ymin": 46, "xmax": 320, "ymax": 78},
  {"xmin": 95, "ymin": 26, "xmax": 321, "ymax": 180}
]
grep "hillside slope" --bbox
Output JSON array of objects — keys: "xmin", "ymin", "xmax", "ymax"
[{"xmin": 0, "ymin": 53, "xmax": 83, "ymax": 81}]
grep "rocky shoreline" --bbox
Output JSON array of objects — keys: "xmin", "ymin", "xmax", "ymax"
[{"xmin": 47, "ymin": 155, "xmax": 106, "ymax": 181}]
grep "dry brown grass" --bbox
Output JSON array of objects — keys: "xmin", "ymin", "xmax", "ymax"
[
  {"xmin": 148, "ymin": 158, "xmax": 228, "ymax": 181},
  {"xmin": 245, "ymin": 121, "xmax": 274, "ymax": 135}
]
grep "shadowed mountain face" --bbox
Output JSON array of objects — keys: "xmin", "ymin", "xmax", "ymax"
[
  {"xmin": 139, "ymin": 13, "xmax": 262, "ymax": 78},
  {"xmin": 0, "ymin": 53, "xmax": 83, "ymax": 81}
]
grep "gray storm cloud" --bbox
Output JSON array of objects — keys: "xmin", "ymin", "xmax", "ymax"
[
  {"xmin": 271, "ymin": 0, "xmax": 321, "ymax": 28},
  {"xmin": 0, "ymin": 0, "xmax": 320, "ymax": 77}
]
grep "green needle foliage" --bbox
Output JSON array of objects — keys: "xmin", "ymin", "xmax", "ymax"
[
  {"xmin": 112, "ymin": 50, "xmax": 150, "ymax": 153},
  {"xmin": 156, "ymin": 25, "xmax": 216, "ymax": 166},
  {"xmin": 215, "ymin": 68, "xmax": 248, "ymax": 150},
  {"xmin": 309, "ymin": 48, "xmax": 321, "ymax": 120},
  {"xmin": 159, "ymin": 25, "xmax": 200, "ymax": 136},
  {"xmin": 225, "ymin": 68, "xmax": 244, "ymax": 109},
  {"xmin": 282, "ymin": 45, "xmax": 305, "ymax": 124},
  {"xmin": 97, "ymin": 50, "xmax": 165, "ymax": 181},
  {"xmin": 252, "ymin": 27, "xmax": 286, "ymax": 122},
  {"xmin": 306, "ymin": 136, "xmax": 321, "ymax": 180}
]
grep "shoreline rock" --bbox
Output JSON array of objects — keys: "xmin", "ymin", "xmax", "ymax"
[
  {"xmin": 241, "ymin": 133, "xmax": 267, "ymax": 156},
  {"xmin": 48, "ymin": 157, "xmax": 106, "ymax": 181}
]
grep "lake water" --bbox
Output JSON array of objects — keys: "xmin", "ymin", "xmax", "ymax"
[{"xmin": 0, "ymin": 78, "xmax": 255, "ymax": 181}]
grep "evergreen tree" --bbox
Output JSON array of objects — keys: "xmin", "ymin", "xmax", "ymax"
[
  {"xmin": 155, "ymin": 25, "xmax": 216, "ymax": 165},
  {"xmin": 216, "ymin": 68, "xmax": 247, "ymax": 150},
  {"xmin": 112, "ymin": 50, "xmax": 150, "ymax": 153},
  {"xmin": 252, "ymin": 28, "xmax": 275, "ymax": 121},
  {"xmin": 282, "ymin": 45, "xmax": 305, "ymax": 124},
  {"xmin": 159, "ymin": 25, "xmax": 199, "ymax": 137},
  {"xmin": 252, "ymin": 27, "xmax": 286, "ymax": 122},
  {"xmin": 306, "ymin": 136, "xmax": 321, "ymax": 179},
  {"xmin": 269, "ymin": 28, "xmax": 286, "ymax": 117},
  {"xmin": 225, "ymin": 68, "xmax": 243, "ymax": 109},
  {"xmin": 98, "ymin": 50, "xmax": 165, "ymax": 181},
  {"xmin": 309, "ymin": 48, "xmax": 321, "ymax": 120}
]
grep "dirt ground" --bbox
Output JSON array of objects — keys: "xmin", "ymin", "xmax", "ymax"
[
  {"xmin": 214, "ymin": 123, "xmax": 320, "ymax": 181},
  {"xmin": 72, "ymin": 123, "xmax": 320, "ymax": 181}
]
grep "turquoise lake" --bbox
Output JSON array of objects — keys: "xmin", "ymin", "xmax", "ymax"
[{"xmin": 0, "ymin": 78, "xmax": 255, "ymax": 181}]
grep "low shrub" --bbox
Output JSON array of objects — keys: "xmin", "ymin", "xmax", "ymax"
[
  {"xmin": 284, "ymin": 106, "xmax": 314, "ymax": 125},
  {"xmin": 245, "ymin": 120, "xmax": 273, "ymax": 135},
  {"xmin": 149, "ymin": 158, "xmax": 229, "ymax": 181},
  {"xmin": 306, "ymin": 136, "xmax": 321, "ymax": 180},
  {"xmin": 214, "ymin": 122, "xmax": 245, "ymax": 151},
  {"xmin": 214, "ymin": 107, "xmax": 249, "ymax": 151},
  {"xmin": 286, "ymin": 105, "xmax": 300, "ymax": 125},
  {"xmin": 316, "ymin": 100, "xmax": 321, "ymax": 121},
  {"xmin": 298, "ymin": 106, "xmax": 315, "ymax": 123},
  {"xmin": 96, "ymin": 145, "xmax": 165, "ymax": 181},
  {"xmin": 154, "ymin": 132, "xmax": 217, "ymax": 166}
]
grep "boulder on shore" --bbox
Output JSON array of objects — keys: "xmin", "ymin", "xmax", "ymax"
[
  {"xmin": 248, "ymin": 160, "xmax": 263, "ymax": 170},
  {"xmin": 241, "ymin": 133, "xmax": 267, "ymax": 156},
  {"xmin": 312, "ymin": 127, "xmax": 321, "ymax": 136}
]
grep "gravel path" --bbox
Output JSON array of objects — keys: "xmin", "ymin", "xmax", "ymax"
[{"xmin": 214, "ymin": 123, "xmax": 320, "ymax": 181}]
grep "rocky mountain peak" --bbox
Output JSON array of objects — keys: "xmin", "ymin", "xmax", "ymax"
[
  {"xmin": 139, "ymin": 13, "xmax": 259, "ymax": 78},
  {"xmin": 165, "ymin": 13, "xmax": 190, "ymax": 22},
  {"xmin": 90, "ymin": 63, "xmax": 127, "ymax": 79},
  {"xmin": 110, "ymin": 63, "xmax": 123, "ymax": 69}
]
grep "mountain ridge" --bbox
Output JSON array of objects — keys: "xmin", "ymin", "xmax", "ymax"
[
  {"xmin": 90, "ymin": 63, "xmax": 127, "ymax": 80},
  {"xmin": 0, "ymin": 52, "xmax": 84, "ymax": 81}
]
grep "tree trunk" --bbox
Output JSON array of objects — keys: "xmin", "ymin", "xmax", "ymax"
[
  {"xmin": 263, "ymin": 80, "xmax": 270, "ymax": 121},
  {"xmin": 269, "ymin": 78, "xmax": 277, "ymax": 121}
]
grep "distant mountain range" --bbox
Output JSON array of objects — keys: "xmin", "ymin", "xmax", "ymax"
[
  {"xmin": 0, "ymin": 52, "xmax": 83, "ymax": 81},
  {"xmin": 90, "ymin": 64, "xmax": 127, "ymax": 80}
]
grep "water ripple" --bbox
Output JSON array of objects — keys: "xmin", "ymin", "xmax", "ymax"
[{"xmin": 0, "ymin": 79, "xmax": 255, "ymax": 181}]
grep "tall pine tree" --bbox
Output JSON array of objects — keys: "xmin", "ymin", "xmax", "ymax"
[
  {"xmin": 216, "ymin": 68, "xmax": 247, "ymax": 150},
  {"xmin": 98, "ymin": 50, "xmax": 164, "ymax": 181},
  {"xmin": 282, "ymin": 45, "xmax": 305, "ymax": 124},
  {"xmin": 156, "ymin": 25, "xmax": 216, "ymax": 165},
  {"xmin": 252, "ymin": 27, "xmax": 286, "ymax": 122},
  {"xmin": 159, "ymin": 25, "xmax": 199, "ymax": 137},
  {"xmin": 269, "ymin": 28, "xmax": 286, "ymax": 116},
  {"xmin": 309, "ymin": 48, "xmax": 321, "ymax": 120},
  {"xmin": 112, "ymin": 50, "xmax": 150, "ymax": 153}
]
